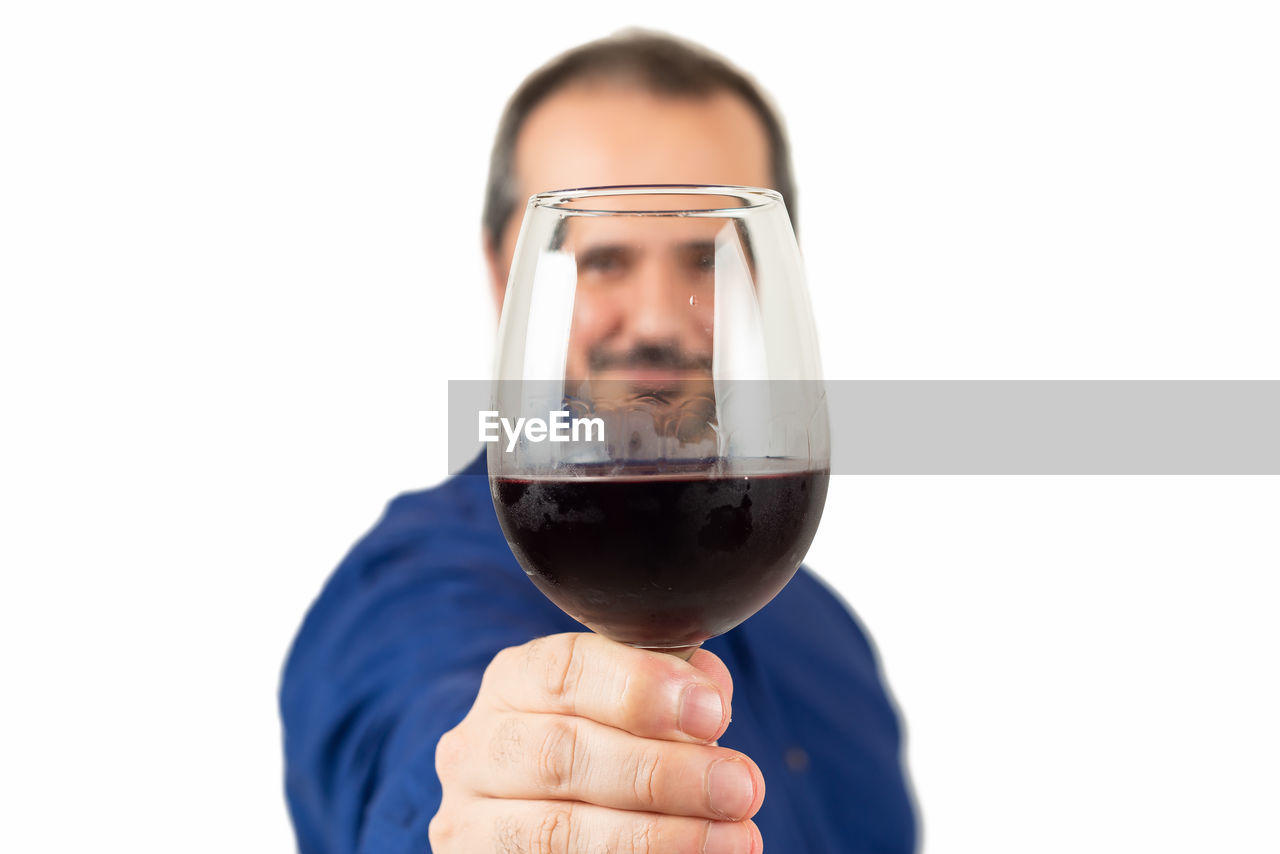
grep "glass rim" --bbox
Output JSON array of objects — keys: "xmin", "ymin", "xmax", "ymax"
[{"xmin": 528, "ymin": 184, "xmax": 783, "ymax": 217}]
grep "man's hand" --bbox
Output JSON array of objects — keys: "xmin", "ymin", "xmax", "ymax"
[{"xmin": 429, "ymin": 633, "xmax": 765, "ymax": 854}]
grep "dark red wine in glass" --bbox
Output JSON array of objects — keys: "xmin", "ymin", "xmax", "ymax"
[{"xmin": 493, "ymin": 463, "xmax": 829, "ymax": 649}]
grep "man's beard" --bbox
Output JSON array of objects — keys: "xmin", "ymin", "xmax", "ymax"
[{"xmin": 570, "ymin": 344, "xmax": 718, "ymax": 453}]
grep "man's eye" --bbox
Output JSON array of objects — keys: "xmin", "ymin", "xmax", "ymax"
[
  {"xmin": 583, "ymin": 257, "xmax": 619, "ymax": 272},
  {"xmin": 578, "ymin": 249, "xmax": 628, "ymax": 275},
  {"xmin": 680, "ymin": 245, "xmax": 716, "ymax": 274}
]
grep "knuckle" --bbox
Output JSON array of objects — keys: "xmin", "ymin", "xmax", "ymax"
[
  {"xmin": 476, "ymin": 653, "xmax": 509, "ymax": 713},
  {"xmin": 434, "ymin": 726, "xmax": 463, "ymax": 782},
  {"xmin": 533, "ymin": 634, "xmax": 585, "ymax": 705},
  {"xmin": 484, "ymin": 646, "xmax": 519, "ymax": 690},
  {"xmin": 520, "ymin": 635, "xmax": 551, "ymax": 672},
  {"xmin": 531, "ymin": 803, "xmax": 575, "ymax": 854},
  {"xmin": 627, "ymin": 819, "xmax": 656, "ymax": 854},
  {"xmin": 534, "ymin": 718, "xmax": 579, "ymax": 793},
  {"xmin": 629, "ymin": 745, "xmax": 663, "ymax": 808},
  {"xmin": 427, "ymin": 810, "xmax": 455, "ymax": 850}
]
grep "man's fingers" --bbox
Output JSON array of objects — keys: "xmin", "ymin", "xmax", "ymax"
[
  {"xmin": 469, "ymin": 713, "xmax": 765, "ymax": 820},
  {"xmin": 438, "ymin": 798, "xmax": 762, "ymax": 854},
  {"xmin": 483, "ymin": 633, "xmax": 732, "ymax": 742}
]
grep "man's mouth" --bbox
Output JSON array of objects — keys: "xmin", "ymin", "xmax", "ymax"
[
  {"xmin": 588, "ymin": 345, "xmax": 711, "ymax": 377},
  {"xmin": 592, "ymin": 367, "xmax": 708, "ymax": 382}
]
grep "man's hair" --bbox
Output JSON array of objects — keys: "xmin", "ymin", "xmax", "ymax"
[{"xmin": 482, "ymin": 30, "xmax": 798, "ymax": 251}]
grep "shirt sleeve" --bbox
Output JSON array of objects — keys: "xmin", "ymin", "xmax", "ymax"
[{"xmin": 279, "ymin": 485, "xmax": 575, "ymax": 854}]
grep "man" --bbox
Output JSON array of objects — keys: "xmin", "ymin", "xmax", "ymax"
[{"xmin": 281, "ymin": 31, "xmax": 916, "ymax": 854}]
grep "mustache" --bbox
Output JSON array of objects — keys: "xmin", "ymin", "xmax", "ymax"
[{"xmin": 588, "ymin": 344, "xmax": 712, "ymax": 372}]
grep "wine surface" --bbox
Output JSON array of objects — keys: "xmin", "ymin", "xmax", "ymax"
[{"xmin": 492, "ymin": 464, "xmax": 828, "ymax": 648}]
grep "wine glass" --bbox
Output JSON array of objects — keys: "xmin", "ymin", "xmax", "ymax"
[{"xmin": 488, "ymin": 185, "xmax": 829, "ymax": 660}]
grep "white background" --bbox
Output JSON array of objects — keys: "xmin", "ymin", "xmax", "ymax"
[{"xmin": 2, "ymin": 1, "xmax": 1277, "ymax": 851}]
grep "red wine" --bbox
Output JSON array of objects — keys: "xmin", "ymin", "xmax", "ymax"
[{"xmin": 492, "ymin": 463, "xmax": 828, "ymax": 649}]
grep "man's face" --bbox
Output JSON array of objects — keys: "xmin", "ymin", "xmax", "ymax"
[
  {"xmin": 487, "ymin": 82, "xmax": 773, "ymax": 368},
  {"xmin": 555, "ymin": 206, "xmax": 727, "ymax": 385},
  {"xmin": 485, "ymin": 84, "xmax": 773, "ymax": 455}
]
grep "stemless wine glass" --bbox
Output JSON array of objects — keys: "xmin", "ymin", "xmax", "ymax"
[{"xmin": 489, "ymin": 185, "xmax": 829, "ymax": 660}]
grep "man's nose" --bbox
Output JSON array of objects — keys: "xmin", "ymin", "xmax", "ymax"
[{"xmin": 625, "ymin": 257, "xmax": 689, "ymax": 341}]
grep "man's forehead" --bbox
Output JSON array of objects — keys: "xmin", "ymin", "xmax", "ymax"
[
  {"xmin": 561, "ymin": 214, "xmax": 729, "ymax": 248},
  {"xmin": 511, "ymin": 83, "xmax": 773, "ymax": 201}
]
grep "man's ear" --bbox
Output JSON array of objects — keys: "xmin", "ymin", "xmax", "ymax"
[{"xmin": 483, "ymin": 236, "xmax": 508, "ymax": 320}]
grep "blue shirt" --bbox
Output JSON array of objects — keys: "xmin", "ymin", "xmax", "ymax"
[{"xmin": 280, "ymin": 457, "xmax": 917, "ymax": 853}]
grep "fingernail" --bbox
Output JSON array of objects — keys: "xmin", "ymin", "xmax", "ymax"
[
  {"xmin": 703, "ymin": 820, "xmax": 747, "ymax": 854},
  {"xmin": 679, "ymin": 684, "xmax": 723, "ymax": 741},
  {"xmin": 707, "ymin": 758, "xmax": 755, "ymax": 820}
]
